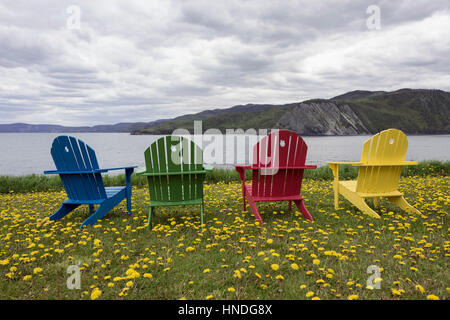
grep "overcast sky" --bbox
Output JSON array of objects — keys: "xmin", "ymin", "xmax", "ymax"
[{"xmin": 0, "ymin": 0, "xmax": 449, "ymax": 126}]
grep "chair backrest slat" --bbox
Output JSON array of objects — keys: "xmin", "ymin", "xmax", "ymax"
[
  {"xmin": 50, "ymin": 136, "xmax": 106, "ymax": 201},
  {"xmin": 356, "ymin": 129, "xmax": 408, "ymax": 193},
  {"xmin": 166, "ymin": 136, "xmax": 183, "ymax": 200}
]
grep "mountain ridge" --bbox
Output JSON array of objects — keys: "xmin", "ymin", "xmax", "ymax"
[
  {"xmin": 1, "ymin": 88, "xmax": 449, "ymax": 135},
  {"xmin": 133, "ymin": 88, "xmax": 450, "ymax": 135}
]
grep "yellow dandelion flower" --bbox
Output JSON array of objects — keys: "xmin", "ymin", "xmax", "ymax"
[
  {"xmin": 391, "ymin": 288, "xmax": 402, "ymax": 296},
  {"xmin": 33, "ymin": 267, "xmax": 43, "ymax": 274},
  {"xmin": 90, "ymin": 288, "xmax": 102, "ymax": 300},
  {"xmin": 0, "ymin": 259, "xmax": 9, "ymax": 266},
  {"xmin": 415, "ymin": 285, "xmax": 425, "ymax": 293}
]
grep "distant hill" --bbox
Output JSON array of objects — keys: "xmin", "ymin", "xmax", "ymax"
[
  {"xmin": 133, "ymin": 88, "xmax": 450, "ymax": 135},
  {"xmin": 131, "ymin": 103, "xmax": 297, "ymax": 134},
  {"xmin": 1, "ymin": 89, "xmax": 449, "ymax": 135},
  {"xmin": 331, "ymin": 90, "xmax": 386, "ymax": 100},
  {"xmin": 0, "ymin": 120, "xmax": 167, "ymax": 133}
]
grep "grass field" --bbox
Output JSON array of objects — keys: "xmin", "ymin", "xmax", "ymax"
[{"xmin": 0, "ymin": 175, "xmax": 448, "ymax": 300}]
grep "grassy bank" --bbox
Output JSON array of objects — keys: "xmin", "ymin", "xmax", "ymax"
[
  {"xmin": 0, "ymin": 161, "xmax": 448, "ymax": 194},
  {"xmin": 0, "ymin": 176, "xmax": 448, "ymax": 299}
]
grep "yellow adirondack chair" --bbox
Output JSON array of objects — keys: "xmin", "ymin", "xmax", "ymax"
[{"xmin": 327, "ymin": 129, "xmax": 421, "ymax": 218}]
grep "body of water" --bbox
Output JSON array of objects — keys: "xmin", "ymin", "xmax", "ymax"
[{"xmin": 0, "ymin": 133, "xmax": 448, "ymax": 176}]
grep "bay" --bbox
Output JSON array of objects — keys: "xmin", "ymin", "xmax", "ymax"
[{"xmin": 0, "ymin": 133, "xmax": 448, "ymax": 176}]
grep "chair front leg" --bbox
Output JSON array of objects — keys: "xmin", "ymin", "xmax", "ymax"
[
  {"xmin": 147, "ymin": 206, "xmax": 153, "ymax": 230},
  {"xmin": 236, "ymin": 166, "xmax": 247, "ymax": 211},
  {"xmin": 387, "ymin": 195, "xmax": 421, "ymax": 215},
  {"xmin": 125, "ymin": 168, "xmax": 134, "ymax": 214},
  {"xmin": 50, "ymin": 203, "xmax": 80, "ymax": 221},
  {"xmin": 328, "ymin": 163, "xmax": 340, "ymax": 210},
  {"xmin": 242, "ymin": 183, "xmax": 246, "ymax": 211}
]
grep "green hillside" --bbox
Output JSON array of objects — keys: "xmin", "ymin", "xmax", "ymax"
[
  {"xmin": 338, "ymin": 89, "xmax": 450, "ymax": 133},
  {"xmin": 133, "ymin": 104, "xmax": 296, "ymax": 134},
  {"xmin": 132, "ymin": 89, "xmax": 450, "ymax": 135}
]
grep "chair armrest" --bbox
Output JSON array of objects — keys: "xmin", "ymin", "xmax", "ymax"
[
  {"xmin": 44, "ymin": 166, "xmax": 137, "ymax": 175},
  {"xmin": 258, "ymin": 165, "xmax": 317, "ymax": 169},
  {"xmin": 139, "ymin": 170, "xmax": 207, "ymax": 176},
  {"xmin": 326, "ymin": 162, "xmax": 341, "ymax": 181},
  {"xmin": 327, "ymin": 161, "xmax": 419, "ymax": 167},
  {"xmin": 44, "ymin": 170, "xmax": 60, "ymax": 175},
  {"xmin": 326, "ymin": 161, "xmax": 363, "ymax": 166},
  {"xmin": 135, "ymin": 167, "xmax": 147, "ymax": 175},
  {"xmin": 235, "ymin": 165, "xmax": 251, "ymax": 182},
  {"xmin": 400, "ymin": 161, "xmax": 419, "ymax": 166},
  {"xmin": 356, "ymin": 161, "xmax": 419, "ymax": 167},
  {"xmin": 235, "ymin": 165, "xmax": 251, "ymax": 171},
  {"xmin": 101, "ymin": 166, "xmax": 138, "ymax": 171},
  {"xmin": 43, "ymin": 169, "xmax": 108, "ymax": 175}
]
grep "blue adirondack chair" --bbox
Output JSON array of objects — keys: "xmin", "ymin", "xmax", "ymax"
[{"xmin": 44, "ymin": 136, "xmax": 136, "ymax": 228}]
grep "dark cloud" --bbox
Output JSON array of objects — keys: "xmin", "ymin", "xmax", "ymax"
[{"xmin": 0, "ymin": 0, "xmax": 449, "ymax": 125}]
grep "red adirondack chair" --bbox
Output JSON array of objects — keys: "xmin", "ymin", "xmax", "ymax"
[{"xmin": 235, "ymin": 130, "xmax": 317, "ymax": 225}]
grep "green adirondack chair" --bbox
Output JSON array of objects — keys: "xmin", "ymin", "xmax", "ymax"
[{"xmin": 137, "ymin": 136, "xmax": 213, "ymax": 229}]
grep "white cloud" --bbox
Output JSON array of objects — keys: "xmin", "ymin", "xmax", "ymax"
[{"xmin": 0, "ymin": 1, "xmax": 449, "ymax": 125}]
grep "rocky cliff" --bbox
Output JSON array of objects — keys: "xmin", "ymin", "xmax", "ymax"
[{"xmin": 276, "ymin": 101, "xmax": 371, "ymax": 135}]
